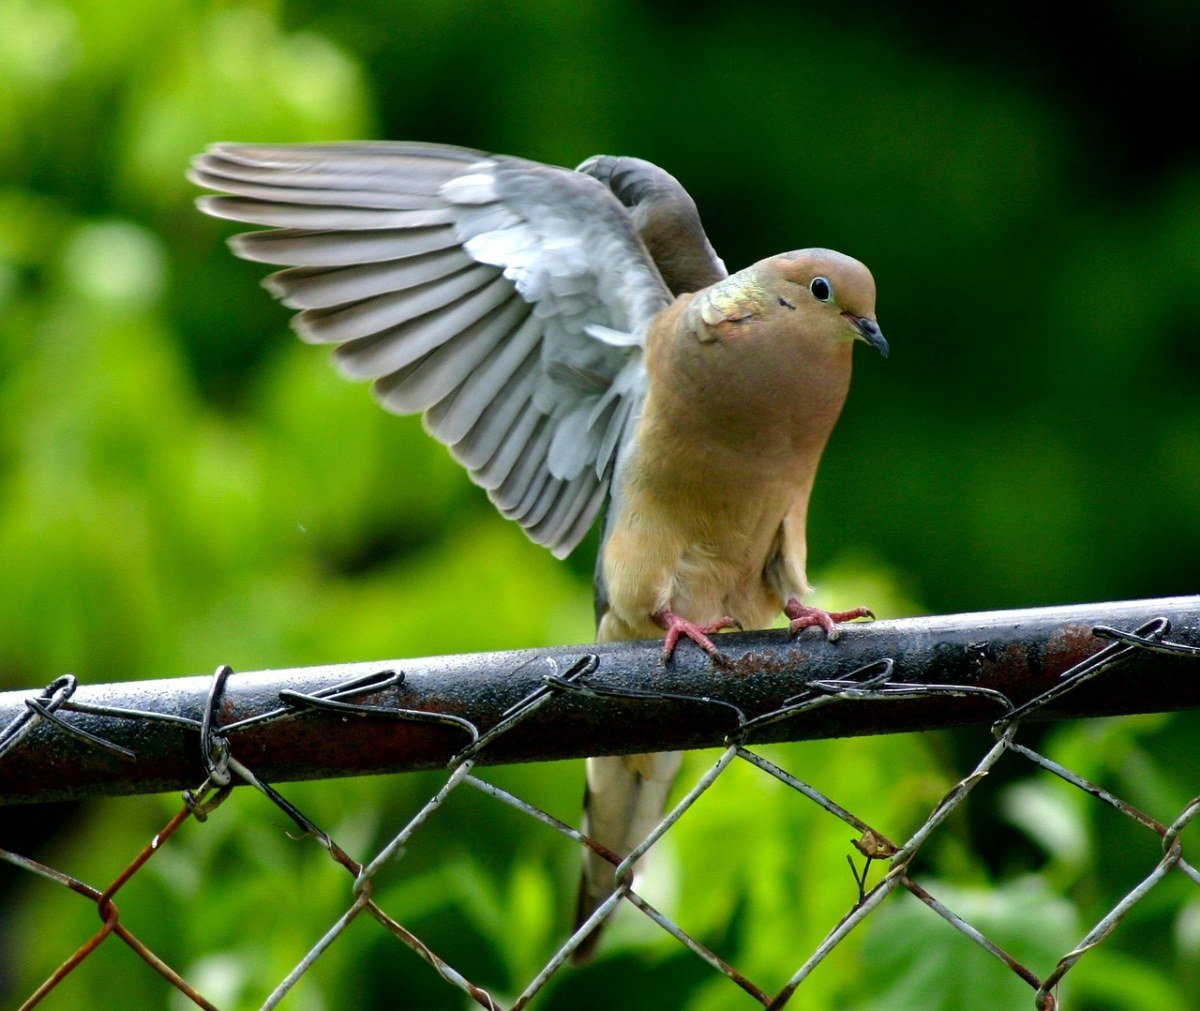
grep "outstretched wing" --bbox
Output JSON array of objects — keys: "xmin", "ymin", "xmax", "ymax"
[
  {"xmin": 576, "ymin": 155, "xmax": 727, "ymax": 296},
  {"xmin": 190, "ymin": 142, "xmax": 673, "ymax": 558}
]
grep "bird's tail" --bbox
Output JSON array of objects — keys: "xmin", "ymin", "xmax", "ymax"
[{"xmin": 573, "ymin": 750, "xmax": 682, "ymax": 963}]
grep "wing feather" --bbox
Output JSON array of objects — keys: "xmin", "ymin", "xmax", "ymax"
[
  {"xmin": 232, "ymin": 226, "xmax": 459, "ymax": 267},
  {"xmin": 265, "ymin": 247, "xmax": 478, "ymax": 309},
  {"xmin": 190, "ymin": 141, "xmax": 674, "ymax": 557}
]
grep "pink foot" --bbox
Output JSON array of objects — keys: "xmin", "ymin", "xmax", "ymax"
[
  {"xmin": 784, "ymin": 599, "xmax": 874, "ymax": 641},
  {"xmin": 652, "ymin": 610, "xmax": 741, "ymax": 661}
]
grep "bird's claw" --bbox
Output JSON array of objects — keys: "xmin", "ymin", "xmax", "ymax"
[
  {"xmin": 784, "ymin": 600, "xmax": 874, "ymax": 641},
  {"xmin": 652, "ymin": 610, "xmax": 741, "ymax": 663}
]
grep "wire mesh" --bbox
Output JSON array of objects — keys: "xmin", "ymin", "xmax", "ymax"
[{"xmin": 2, "ymin": 597, "xmax": 1199, "ymax": 1009}]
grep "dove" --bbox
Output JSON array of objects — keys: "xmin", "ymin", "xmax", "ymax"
[{"xmin": 188, "ymin": 141, "xmax": 888, "ymax": 960}]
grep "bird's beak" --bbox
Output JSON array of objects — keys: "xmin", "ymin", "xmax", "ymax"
[{"xmin": 843, "ymin": 312, "xmax": 889, "ymax": 358}]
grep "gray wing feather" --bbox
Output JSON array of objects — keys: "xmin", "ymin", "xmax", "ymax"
[
  {"xmin": 444, "ymin": 349, "xmax": 541, "ymax": 472},
  {"xmin": 365, "ymin": 297, "xmax": 530, "ymax": 407},
  {"xmin": 233, "ymin": 226, "xmax": 460, "ymax": 266},
  {"xmin": 192, "ymin": 141, "xmax": 670, "ymax": 558},
  {"xmin": 495, "ymin": 418, "xmax": 554, "ymax": 513},
  {"xmin": 334, "ymin": 279, "xmax": 516, "ymax": 383},
  {"xmin": 265, "ymin": 247, "xmax": 479, "ymax": 308},
  {"xmin": 423, "ymin": 312, "xmax": 542, "ymax": 446},
  {"xmin": 193, "ymin": 179, "xmax": 445, "ymax": 210},
  {"xmin": 198, "ymin": 196, "xmax": 456, "ymax": 229},
  {"xmin": 194, "ymin": 142, "xmax": 481, "ymax": 195},
  {"xmin": 533, "ymin": 473, "xmax": 594, "ymax": 539},
  {"xmin": 475, "ymin": 398, "xmax": 542, "ymax": 490},
  {"xmin": 292, "ymin": 263, "xmax": 503, "ymax": 345},
  {"xmin": 576, "ymin": 155, "xmax": 727, "ymax": 296}
]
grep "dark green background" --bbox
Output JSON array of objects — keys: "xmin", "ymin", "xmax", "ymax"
[{"xmin": 1, "ymin": 2, "xmax": 1197, "ymax": 1008}]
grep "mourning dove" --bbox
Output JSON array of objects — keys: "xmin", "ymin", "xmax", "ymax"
[{"xmin": 189, "ymin": 142, "xmax": 887, "ymax": 960}]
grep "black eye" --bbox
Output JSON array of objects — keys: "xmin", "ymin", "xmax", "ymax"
[{"xmin": 809, "ymin": 276, "xmax": 834, "ymax": 302}]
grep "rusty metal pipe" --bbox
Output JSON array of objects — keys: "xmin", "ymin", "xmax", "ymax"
[{"xmin": 1, "ymin": 596, "xmax": 1197, "ymax": 805}]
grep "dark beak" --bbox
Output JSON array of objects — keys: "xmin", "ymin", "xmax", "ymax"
[{"xmin": 843, "ymin": 312, "xmax": 889, "ymax": 357}]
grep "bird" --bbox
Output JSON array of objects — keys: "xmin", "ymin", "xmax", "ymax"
[{"xmin": 188, "ymin": 141, "xmax": 888, "ymax": 961}]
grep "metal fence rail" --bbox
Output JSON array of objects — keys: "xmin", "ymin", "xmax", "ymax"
[{"xmin": 2, "ymin": 595, "xmax": 1199, "ymax": 1009}]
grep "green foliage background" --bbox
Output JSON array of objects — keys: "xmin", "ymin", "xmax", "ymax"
[{"xmin": 1, "ymin": 1, "xmax": 1198, "ymax": 1008}]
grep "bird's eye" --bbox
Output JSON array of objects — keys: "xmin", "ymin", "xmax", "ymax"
[{"xmin": 809, "ymin": 276, "xmax": 834, "ymax": 302}]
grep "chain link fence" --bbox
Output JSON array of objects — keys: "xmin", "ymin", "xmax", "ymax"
[{"xmin": 2, "ymin": 596, "xmax": 1199, "ymax": 1009}]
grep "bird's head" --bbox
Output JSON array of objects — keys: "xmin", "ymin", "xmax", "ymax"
[
  {"xmin": 655, "ymin": 247, "xmax": 887, "ymax": 446},
  {"xmin": 767, "ymin": 248, "xmax": 888, "ymax": 358}
]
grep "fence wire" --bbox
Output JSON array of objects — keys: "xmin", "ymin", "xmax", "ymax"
[{"xmin": 2, "ymin": 598, "xmax": 1199, "ymax": 1009}]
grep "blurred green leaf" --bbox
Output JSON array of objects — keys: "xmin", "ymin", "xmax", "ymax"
[{"xmin": 851, "ymin": 878, "xmax": 1079, "ymax": 1010}]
